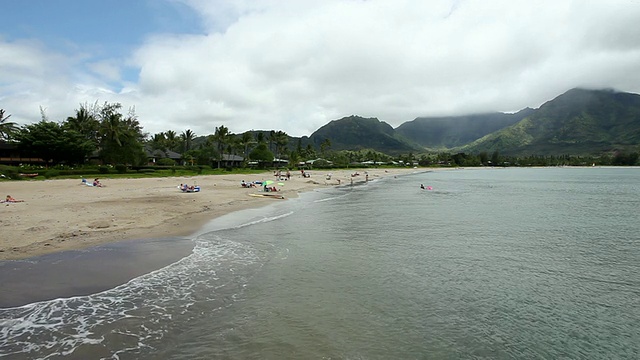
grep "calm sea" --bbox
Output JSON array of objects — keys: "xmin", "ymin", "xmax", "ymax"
[{"xmin": 1, "ymin": 167, "xmax": 639, "ymax": 359}]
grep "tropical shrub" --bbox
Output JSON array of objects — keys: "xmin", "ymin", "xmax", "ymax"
[
  {"xmin": 156, "ymin": 158, "xmax": 176, "ymax": 166},
  {"xmin": 115, "ymin": 164, "xmax": 127, "ymax": 173}
]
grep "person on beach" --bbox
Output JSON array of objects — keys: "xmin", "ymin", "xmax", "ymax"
[
  {"xmin": 421, "ymin": 184, "xmax": 425, "ymax": 189},
  {"xmin": 93, "ymin": 178, "xmax": 102, "ymax": 187},
  {"xmin": 4, "ymin": 195, "xmax": 24, "ymax": 203}
]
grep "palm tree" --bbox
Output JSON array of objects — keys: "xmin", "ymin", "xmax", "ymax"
[
  {"xmin": 149, "ymin": 132, "xmax": 167, "ymax": 151},
  {"xmin": 0, "ymin": 109, "xmax": 18, "ymax": 141},
  {"xmin": 101, "ymin": 109, "xmax": 124, "ymax": 146},
  {"xmin": 180, "ymin": 129, "xmax": 196, "ymax": 152},
  {"xmin": 164, "ymin": 130, "xmax": 178, "ymax": 152},
  {"xmin": 213, "ymin": 125, "xmax": 230, "ymax": 168},
  {"xmin": 97, "ymin": 103, "xmax": 145, "ymax": 165},
  {"xmin": 320, "ymin": 138, "xmax": 331, "ymax": 157},
  {"xmin": 273, "ymin": 130, "xmax": 289, "ymax": 161},
  {"xmin": 227, "ymin": 135, "xmax": 242, "ymax": 156},
  {"xmin": 239, "ymin": 131, "xmax": 255, "ymax": 163},
  {"xmin": 268, "ymin": 130, "xmax": 276, "ymax": 153},
  {"xmin": 66, "ymin": 102, "xmax": 99, "ymax": 143},
  {"xmin": 304, "ymin": 144, "xmax": 316, "ymax": 160}
]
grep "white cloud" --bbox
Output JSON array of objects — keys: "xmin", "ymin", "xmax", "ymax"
[{"xmin": 2, "ymin": 0, "xmax": 640, "ymax": 137}]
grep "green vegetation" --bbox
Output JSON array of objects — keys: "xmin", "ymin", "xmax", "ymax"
[
  {"xmin": 461, "ymin": 89, "xmax": 640, "ymax": 156},
  {"xmin": 2, "ymin": 88, "xmax": 640, "ymax": 176},
  {"xmin": 0, "ymin": 164, "xmax": 267, "ymax": 181},
  {"xmin": 0, "ymin": 109, "xmax": 19, "ymax": 141},
  {"xmin": 395, "ymin": 108, "xmax": 534, "ymax": 149},
  {"xmin": 309, "ymin": 116, "xmax": 419, "ymax": 154}
]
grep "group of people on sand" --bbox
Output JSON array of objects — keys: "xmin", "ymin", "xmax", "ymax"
[
  {"xmin": 263, "ymin": 184, "xmax": 278, "ymax": 192},
  {"xmin": 240, "ymin": 180, "xmax": 257, "ymax": 188},
  {"xmin": 179, "ymin": 183, "xmax": 197, "ymax": 192},
  {"xmin": 274, "ymin": 170, "xmax": 291, "ymax": 181},
  {"xmin": 2, "ymin": 195, "xmax": 24, "ymax": 204},
  {"xmin": 240, "ymin": 179, "xmax": 279, "ymax": 192}
]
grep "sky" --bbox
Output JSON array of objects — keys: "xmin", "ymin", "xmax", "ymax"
[{"xmin": 2, "ymin": 0, "xmax": 640, "ymax": 138}]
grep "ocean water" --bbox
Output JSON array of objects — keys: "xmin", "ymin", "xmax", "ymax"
[{"xmin": 1, "ymin": 167, "xmax": 639, "ymax": 359}]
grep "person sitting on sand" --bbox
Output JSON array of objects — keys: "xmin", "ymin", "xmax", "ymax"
[
  {"xmin": 4, "ymin": 195, "xmax": 24, "ymax": 203},
  {"xmin": 93, "ymin": 178, "xmax": 102, "ymax": 187}
]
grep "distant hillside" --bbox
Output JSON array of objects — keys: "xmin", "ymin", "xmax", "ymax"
[
  {"xmin": 460, "ymin": 88, "xmax": 640, "ymax": 156},
  {"xmin": 309, "ymin": 115, "xmax": 420, "ymax": 154},
  {"xmin": 396, "ymin": 109, "xmax": 534, "ymax": 149},
  {"xmin": 178, "ymin": 88, "xmax": 640, "ymax": 157}
]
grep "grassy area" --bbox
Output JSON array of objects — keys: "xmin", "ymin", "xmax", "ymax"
[{"xmin": 0, "ymin": 166, "xmax": 269, "ymax": 181}]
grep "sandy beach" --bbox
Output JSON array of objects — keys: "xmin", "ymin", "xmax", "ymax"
[{"xmin": 0, "ymin": 168, "xmax": 418, "ymax": 261}]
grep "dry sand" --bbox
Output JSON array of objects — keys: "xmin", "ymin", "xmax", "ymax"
[{"xmin": 0, "ymin": 168, "xmax": 418, "ymax": 260}]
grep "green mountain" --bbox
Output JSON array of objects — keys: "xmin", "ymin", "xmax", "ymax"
[
  {"xmin": 190, "ymin": 88, "xmax": 640, "ymax": 158},
  {"xmin": 395, "ymin": 109, "xmax": 534, "ymax": 149},
  {"xmin": 309, "ymin": 115, "xmax": 420, "ymax": 154},
  {"xmin": 460, "ymin": 88, "xmax": 640, "ymax": 156}
]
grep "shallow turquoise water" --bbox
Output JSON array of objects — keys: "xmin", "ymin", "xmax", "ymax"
[{"xmin": 1, "ymin": 167, "xmax": 639, "ymax": 359}]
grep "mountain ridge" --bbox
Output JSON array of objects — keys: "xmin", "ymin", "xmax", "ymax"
[
  {"xmin": 306, "ymin": 88, "xmax": 640, "ymax": 156},
  {"xmin": 459, "ymin": 88, "xmax": 640, "ymax": 155}
]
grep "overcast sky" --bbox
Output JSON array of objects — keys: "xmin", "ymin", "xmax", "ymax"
[{"xmin": 2, "ymin": 0, "xmax": 640, "ymax": 137}]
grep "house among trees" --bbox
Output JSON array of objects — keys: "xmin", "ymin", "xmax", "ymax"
[
  {"xmin": 220, "ymin": 154, "xmax": 244, "ymax": 168},
  {"xmin": 303, "ymin": 158, "xmax": 333, "ymax": 167},
  {"xmin": 145, "ymin": 148, "xmax": 182, "ymax": 165},
  {"xmin": 0, "ymin": 141, "xmax": 43, "ymax": 165},
  {"xmin": 273, "ymin": 158, "xmax": 289, "ymax": 167}
]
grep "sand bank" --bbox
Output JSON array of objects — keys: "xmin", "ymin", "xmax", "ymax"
[{"xmin": 0, "ymin": 168, "xmax": 419, "ymax": 260}]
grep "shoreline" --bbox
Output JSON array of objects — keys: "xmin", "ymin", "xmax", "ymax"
[
  {"xmin": 0, "ymin": 237, "xmax": 195, "ymax": 308},
  {"xmin": 0, "ymin": 168, "xmax": 424, "ymax": 307},
  {"xmin": 0, "ymin": 168, "xmax": 421, "ymax": 261}
]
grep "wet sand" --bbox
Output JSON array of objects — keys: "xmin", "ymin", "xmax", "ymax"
[{"xmin": 0, "ymin": 237, "xmax": 194, "ymax": 308}]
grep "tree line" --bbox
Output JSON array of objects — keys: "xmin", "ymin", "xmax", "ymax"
[
  {"xmin": 1, "ymin": 104, "xmax": 638, "ymax": 169},
  {"xmin": 0, "ymin": 103, "xmax": 301, "ymax": 168}
]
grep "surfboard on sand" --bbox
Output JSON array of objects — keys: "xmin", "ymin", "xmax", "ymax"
[{"xmin": 249, "ymin": 193, "xmax": 285, "ymax": 199}]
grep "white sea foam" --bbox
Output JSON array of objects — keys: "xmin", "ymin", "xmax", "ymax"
[{"xmin": 0, "ymin": 233, "xmax": 263, "ymax": 358}]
